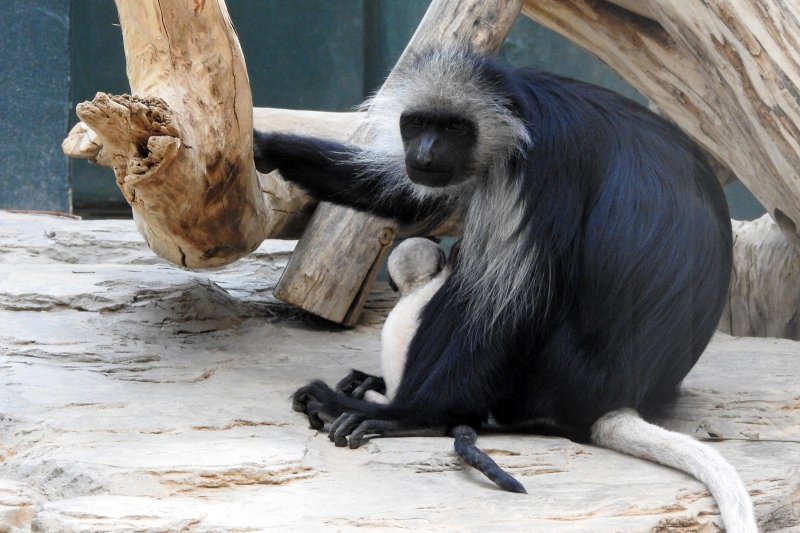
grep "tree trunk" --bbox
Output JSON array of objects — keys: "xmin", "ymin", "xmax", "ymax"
[
  {"xmin": 65, "ymin": 0, "xmax": 267, "ymax": 268},
  {"xmin": 523, "ymin": 0, "xmax": 800, "ymax": 248},
  {"xmin": 64, "ymin": 107, "xmax": 463, "ymax": 241},
  {"xmin": 720, "ymin": 215, "xmax": 800, "ymax": 340}
]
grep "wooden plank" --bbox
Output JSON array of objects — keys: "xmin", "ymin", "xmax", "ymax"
[{"xmin": 604, "ymin": 0, "xmax": 656, "ymax": 20}]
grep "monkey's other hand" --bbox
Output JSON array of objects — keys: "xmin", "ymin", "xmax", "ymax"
[
  {"xmin": 329, "ymin": 414, "xmax": 448, "ymax": 449},
  {"xmin": 335, "ymin": 370, "xmax": 386, "ymax": 400},
  {"xmin": 291, "ymin": 380, "xmax": 343, "ymax": 431},
  {"xmin": 253, "ymin": 130, "xmax": 278, "ymax": 174}
]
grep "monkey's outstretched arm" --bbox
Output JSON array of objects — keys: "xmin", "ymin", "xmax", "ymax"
[{"xmin": 253, "ymin": 131, "xmax": 450, "ymax": 225}]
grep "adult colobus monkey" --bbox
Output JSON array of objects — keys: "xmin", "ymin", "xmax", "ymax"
[{"xmin": 256, "ymin": 47, "xmax": 754, "ymax": 531}]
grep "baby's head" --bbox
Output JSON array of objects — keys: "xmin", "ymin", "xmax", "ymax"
[{"xmin": 387, "ymin": 238, "xmax": 446, "ymax": 294}]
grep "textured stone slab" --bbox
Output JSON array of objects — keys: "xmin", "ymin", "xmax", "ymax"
[{"xmin": 0, "ymin": 211, "xmax": 798, "ymax": 532}]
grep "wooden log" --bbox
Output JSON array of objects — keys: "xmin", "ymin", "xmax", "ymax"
[
  {"xmin": 64, "ymin": 109, "xmax": 363, "ymax": 163},
  {"xmin": 273, "ymin": 0, "xmax": 524, "ymax": 325},
  {"xmin": 64, "ymin": 108, "xmax": 363, "ymax": 241},
  {"xmin": 523, "ymin": 0, "xmax": 800, "ymax": 247},
  {"xmin": 65, "ymin": 0, "xmax": 267, "ymax": 268},
  {"xmin": 720, "ymin": 215, "xmax": 800, "ymax": 340}
]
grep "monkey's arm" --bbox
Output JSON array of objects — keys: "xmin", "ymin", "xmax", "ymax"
[
  {"xmin": 335, "ymin": 369, "xmax": 386, "ymax": 400},
  {"xmin": 253, "ymin": 131, "xmax": 450, "ymax": 225}
]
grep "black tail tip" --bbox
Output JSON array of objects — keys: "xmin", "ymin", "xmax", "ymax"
[
  {"xmin": 452, "ymin": 425, "xmax": 527, "ymax": 494},
  {"xmin": 498, "ymin": 475, "xmax": 527, "ymax": 494}
]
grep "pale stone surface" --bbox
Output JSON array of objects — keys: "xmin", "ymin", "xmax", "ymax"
[{"xmin": 0, "ymin": 211, "xmax": 799, "ymax": 532}]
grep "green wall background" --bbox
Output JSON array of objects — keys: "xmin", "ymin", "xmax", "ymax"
[
  {"xmin": 0, "ymin": 0, "xmax": 71, "ymax": 213},
  {"xmin": 52, "ymin": 1, "xmax": 766, "ymax": 220}
]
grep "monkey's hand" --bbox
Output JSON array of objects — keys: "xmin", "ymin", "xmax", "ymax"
[
  {"xmin": 335, "ymin": 369, "xmax": 386, "ymax": 400},
  {"xmin": 252, "ymin": 130, "xmax": 278, "ymax": 174},
  {"xmin": 292, "ymin": 381, "xmax": 446, "ymax": 448},
  {"xmin": 329, "ymin": 414, "xmax": 447, "ymax": 449},
  {"xmin": 291, "ymin": 380, "xmax": 343, "ymax": 431}
]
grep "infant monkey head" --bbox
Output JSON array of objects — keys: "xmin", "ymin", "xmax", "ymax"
[{"xmin": 387, "ymin": 238, "xmax": 447, "ymax": 294}]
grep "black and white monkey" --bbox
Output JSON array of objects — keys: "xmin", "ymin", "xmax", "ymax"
[
  {"xmin": 256, "ymin": 47, "xmax": 755, "ymax": 531},
  {"xmin": 345, "ymin": 237, "xmax": 526, "ymax": 493},
  {"xmin": 361, "ymin": 238, "xmax": 450, "ymax": 405}
]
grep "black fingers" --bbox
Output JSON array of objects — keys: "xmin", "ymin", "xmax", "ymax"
[
  {"xmin": 348, "ymin": 419, "xmax": 394, "ymax": 448},
  {"xmin": 329, "ymin": 412, "xmax": 367, "ymax": 447},
  {"xmin": 291, "ymin": 380, "xmax": 346, "ymax": 429},
  {"xmin": 349, "ymin": 420, "xmax": 448, "ymax": 449},
  {"xmin": 335, "ymin": 370, "xmax": 387, "ymax": 399}
]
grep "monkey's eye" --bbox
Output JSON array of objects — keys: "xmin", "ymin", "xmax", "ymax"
[
  {"xmin": 447, "ymin": 120, "xmax": 464, "ymax": 131},
  {"xmin": 412, "ymin": 117, "xmax": 424, "ymax": 126}
]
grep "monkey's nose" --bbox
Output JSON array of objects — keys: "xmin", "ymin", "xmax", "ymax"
[{"xmin": 416, "ymin": 133, "xmax": 436, "ymax": 167}]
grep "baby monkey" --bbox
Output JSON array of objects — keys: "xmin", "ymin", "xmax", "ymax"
[
  {"xmin": 338, "ymin": 238, "xmax": 526, "ymax": 493},
  {"xmin": 371, "ymin": 237, "xmax": 449, "ymax": 404}
]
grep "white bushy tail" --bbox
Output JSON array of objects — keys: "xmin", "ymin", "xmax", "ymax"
[{"xmin": 591, "ymin": 408, "xmax": 756, "ymax": 533}]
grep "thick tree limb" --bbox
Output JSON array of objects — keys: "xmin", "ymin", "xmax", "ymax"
[
  {"xmin": 67, "ymin": 0, "xmax": 268, "ymax": 268},
  {"xmin": 720, "ymin": 215, "xmax": 800, "ymax": 340},
  {"xmin": 523, "ymin": 0, "xmax": 800, "ymax": 247}
]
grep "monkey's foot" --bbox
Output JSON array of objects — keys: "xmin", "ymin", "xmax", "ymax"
[
  {"xmin": 335, "ymin": 370, "xmax": 386, "ymax": 400},
  {"xmin": 292, "ymin": 380, "xmax": 342, "ymax": 430},
  {"xmin": 329, "ymin": 413, "xmax": 447, "ymax": 448}
]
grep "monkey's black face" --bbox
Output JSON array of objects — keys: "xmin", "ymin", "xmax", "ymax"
[{"xmin": 399, "ymin": 111, "xmax": 477, "ymax": 187}]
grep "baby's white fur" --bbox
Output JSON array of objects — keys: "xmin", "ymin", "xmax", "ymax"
[
  {"xmin": 592, "ymin": 409, "xmax": 756, "ymax": 532},
  {"xmin": 364, "ymin": 239, "xmax": 448, "ymax": 405}
]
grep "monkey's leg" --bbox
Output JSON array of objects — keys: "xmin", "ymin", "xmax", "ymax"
[
  {"xmin": 335, "ymin": 370, "xmax": 386, "ymax": 400},
  {"xmin": 330, "ymin": 414, "xmax": 447, "ymax": 448}
]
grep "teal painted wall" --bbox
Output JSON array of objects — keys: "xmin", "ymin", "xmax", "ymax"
[
  {"xmin": 0, "ymin": 0, "xmax": 71, "ymax": 212},
  {"xmin": 69, "ymin": 0, "xmax": 128, "ymax": 215}
]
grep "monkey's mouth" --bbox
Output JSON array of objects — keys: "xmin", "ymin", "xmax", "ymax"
[{"xmin": 406, "ymin": 166, "xmax": 454, "ymax": 187}]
